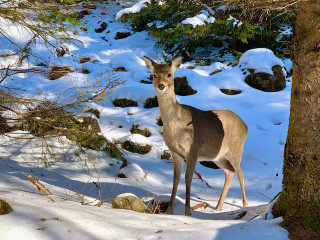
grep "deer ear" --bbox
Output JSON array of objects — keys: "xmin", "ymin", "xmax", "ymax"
[
  {"xmin": 144, "ymin": 56, "xmax": 156, "ymax": 72},
  {"xmin": 170, "ymin": 55, "xmax": 182, "ymax": 71}
]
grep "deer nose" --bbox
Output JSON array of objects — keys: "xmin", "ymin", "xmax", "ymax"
[{"xmin": 158, "ymin": 84, "xmax": 165, "ymax": 90}]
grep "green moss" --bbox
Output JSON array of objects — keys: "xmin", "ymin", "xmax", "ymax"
[
  {"xmin": 0, "ymin": 199, "xmax": 13, "ymax": 215},
  {"xmin": 25, "ymin": 106, "xmax": 124, "ymax": 161},
  {"xmin": 122, "ymin": 141, "xmax": 151, "ymax": 155}
]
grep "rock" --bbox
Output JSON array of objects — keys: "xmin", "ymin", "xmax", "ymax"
[
  {"xmin": 95, "ymin": 22, "xmax": 108, "ymax": 33},
  {"xmin": 80, "ymin": 57, "xmax": 90, "ymax": 64},
  {"xmin": 220, "ymin": 89, "xmax": 242, "ymax": 95},
  {"xmin": 143, "ymin": 96, "xmax": 158, "ymax": 109},
  {"xmin": 0, "ymin": 199, "xmax": 13, "ymax": 215},
  {"xmin": 244, "ymin": 65, "xmax": 286, "ymax": 92},
  {"xmin": 174, "ymin": 77, "xmax": 197, "ymax": 96},
  {"xmin": 56, "ymin": 48, "xmax": 66, "ymax": 57},
  {"xmin": 113, "ymin": 98, "xmax": 138, "ymax": 108},
  {"xmin": 114, "ymin": 32, "xmax": 131, "ymax": 40},
  {"xmin": 112, "ymin": 193, "xmax": 150, "ymax": 213},
  {"xmin": 239, "ymin": 48, "xmax": 286, "ymax": 92}
]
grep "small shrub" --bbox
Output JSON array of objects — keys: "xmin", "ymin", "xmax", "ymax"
[
  {"xmin": 174, "ymin": 77, "xmax": 197, "ymax": 96},
  {"xmin": 143, "ymin": 96, "xmax": 158, "ymax": 108},
  {"xmin": 122, "ymin": 141, "xmax": 151, "ymax": 155},
  {"xmin": 113, "ymin": 98, "xmax": 138, "ymax": 108},
  {"xmin": 130, "ymin": 124, "xmax": 152, "ymax": 137}
]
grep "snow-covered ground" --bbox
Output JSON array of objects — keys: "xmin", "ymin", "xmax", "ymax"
[{"xmin": 0, "ymin": 1, "xmax": 290, "ymax": 239}]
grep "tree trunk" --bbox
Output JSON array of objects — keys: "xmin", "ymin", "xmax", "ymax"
[{"xmin": 273, "ymin": 0, "xmax": 320, "ymax": 238}]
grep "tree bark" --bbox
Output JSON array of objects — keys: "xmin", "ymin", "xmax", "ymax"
[{"xmin": 273, "ymin": 0, "xmax": 320, "ymax": 237}]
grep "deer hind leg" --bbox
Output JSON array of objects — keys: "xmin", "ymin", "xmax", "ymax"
[
  {"xmin": 215, "ymin": 159, "xmax": 235, "ymax": 211},
  {"xmin": 234, "ymin": 163, "xmax": 248, "ymax": 208},
  {"xmin": 228, "ymin": 152, "xmax": 248, "ymax": 208},
  {"xmin": 166, "ymin": 152, "xmax": 184, "ymax": 214}
]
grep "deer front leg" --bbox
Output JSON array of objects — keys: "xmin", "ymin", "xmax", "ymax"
[
  {"xmin": 184, "ymin": 152, "xmax": 198, "ymax": 216},
  {"xmin": 166, "ymin": 152, "xmax": 183, "ymax": 214}
]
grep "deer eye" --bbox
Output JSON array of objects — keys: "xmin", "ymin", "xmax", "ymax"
[
  {"xmin": 153, "ymin": 74, "xmax": 157, "ymax": 78},
  {"xmin": 167, "ymin": 74, "xmax": 171, "ymax": 77}
]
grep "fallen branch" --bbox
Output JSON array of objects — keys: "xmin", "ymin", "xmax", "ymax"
[
  {"xmin": 27, "ymin": 174, "xmax": 52, "ymax": 195},
  {"xmin": 192, "ymin": 202, "xmax": 209, "ymax": 210},
  {"xmin": 194, "ymin": 170, "xmax": 212, "ymax": 188}
]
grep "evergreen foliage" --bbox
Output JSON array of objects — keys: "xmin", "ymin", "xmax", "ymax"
[{"xmin": 119, "ymin": 0, "xmax": 294, "ymax": 57}]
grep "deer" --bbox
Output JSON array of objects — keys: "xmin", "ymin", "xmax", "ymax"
[{"xmin": 144, "ymin": 55, "xmax": 248, "ymax": 216}]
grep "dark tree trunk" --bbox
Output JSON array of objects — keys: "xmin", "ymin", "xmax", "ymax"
[{"xmin": 273, "ymin": 1, "xmax": 320, "ymax": 239}]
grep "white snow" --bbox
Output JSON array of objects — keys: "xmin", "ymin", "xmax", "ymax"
[
  {"xmin": 227, "ymin": 15, "xmax": 243, "ymax": 27},
  {"xmin": 0, "ymin": 1, "xmax": 291, "ymax": 240},
  {"xmin": 182, "ymin": 10, "xmax": 215, "ymax": 28},
  {"xmin": 115, "ymin": 0, "xmax": 150, "ymax": 21},
  {"xmin": 239, "ymin": 48, "xmax": 285, "ymax": 75}
]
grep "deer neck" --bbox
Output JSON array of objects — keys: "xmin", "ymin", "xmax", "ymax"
[{"xmin": 156, "ymin": 88, "xmax": 182, "ymax": 122}]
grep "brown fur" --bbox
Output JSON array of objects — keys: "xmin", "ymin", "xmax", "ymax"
[{"xmin": 144, "ymin": 56, "xmax": 248, "ymax": 215}]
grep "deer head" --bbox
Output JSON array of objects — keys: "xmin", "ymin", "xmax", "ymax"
[{"xmin": 144, "ymin": 56, "xmax": 182, "ymax": 93}]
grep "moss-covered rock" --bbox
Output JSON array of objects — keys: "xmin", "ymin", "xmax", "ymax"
[
  {"xmin": 143, "ymin": 96, "xmax": 158, "ymax": 109},
  {"xmin": 80, "ymin": 57, "xmax": 91, "ymax": 64},
  {"xmin": 95, "ymin": 22, "xmax": 108, "ymax": 33},
  {"xmin": 112, "ymin": 194, "xmax": 150, "ymax": 213},
  {"xmin": 114, "ymin": 32, "xmax": 131, "ymax": 40},
  {"xmin": 130, "ymin": 124, "xmax": 152, "ymax": 137},
  {"xmin": 0, "ymin": 199, "xmax": 13, "ymax": 215},
  {"xmin": 113, "ymin": 98, "xmax": 138, "ymax": 108},
  {"xmin": 220, "ymin": 89, "xmax": 242, "ymax": 95},
  {"xmin": 24, "ymin": 105, "xmax": 124, "ymax": 160},
  {"xmin": 160, "ymin": 150, "xmax": 171, "ymax": 160},
  {"xmin": 244, "ymin": 65, "xmax": 286, "ymax": 92},
  {"xmin": 122, "ymin": 141, "xmax": 151, "ymax": 155}
]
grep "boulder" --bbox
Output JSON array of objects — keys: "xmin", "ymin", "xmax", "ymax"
[
  {"xmin": 239, "ymin": 48, "xmax": 286, "ymax": 92},
  {"xmin": 112, "ymin": 193, "xmax": 150, "ymax": 213},
  {"xmin": 244, "ymin": 65, "xmax": 286, "ymax": 92}
]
